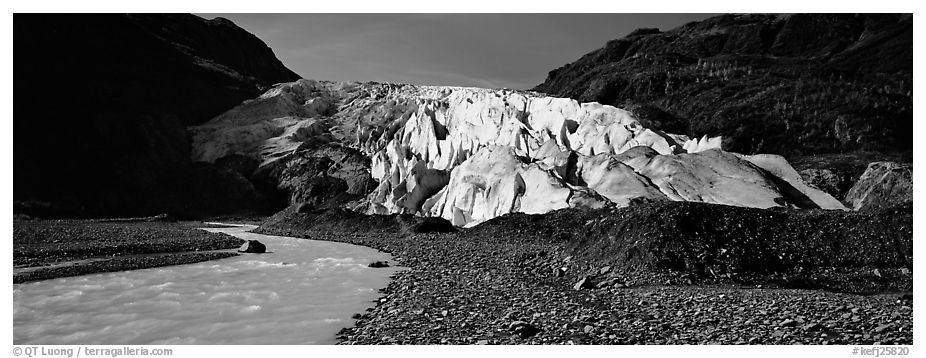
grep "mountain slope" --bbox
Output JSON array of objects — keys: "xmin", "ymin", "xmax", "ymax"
[
  {"xmin": 533, "ymin": 14, "xmax": 912, "ymax": 157},
  {"xmin": 14, "ymin": 14, "xmax": 301, "ymax": 218}
]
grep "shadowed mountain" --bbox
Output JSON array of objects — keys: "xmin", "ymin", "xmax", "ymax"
[
  {"xmin": 533, "ymin": 14, "xmax": 912, "ymax": 158},
  {"xmin": 14, "ymin": 14, "xmax": 301, "ymax": 218}
]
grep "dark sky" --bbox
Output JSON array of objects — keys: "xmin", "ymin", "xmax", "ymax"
[{"xmin": 199, "ymin": 13, "xmax": 718, "ymax": 90}]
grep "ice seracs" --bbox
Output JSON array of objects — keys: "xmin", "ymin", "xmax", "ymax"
[{"xmin": 190, "ymin": 80, "xmax": 846, "ymax": 227}]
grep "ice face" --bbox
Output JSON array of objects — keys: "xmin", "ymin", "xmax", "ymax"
[{"xmin": 190, "ymin": 80, "xmax": 844, "ymax": 227}]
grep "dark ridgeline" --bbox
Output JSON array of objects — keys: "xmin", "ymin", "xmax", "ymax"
[
  {"xmin": 534, "ymin": 14, "xmax": 912, "ymax": 158},
  {"xmin": 14, "ymin": 14, "xmax": 302, "ymax": 218}
]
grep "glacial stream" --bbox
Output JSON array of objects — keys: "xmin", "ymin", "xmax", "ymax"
[{"xmin": 13, "ymin": 224, "xmax": 401, "ymax": 344}]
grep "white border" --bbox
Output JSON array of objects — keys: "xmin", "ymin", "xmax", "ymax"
[{"xmin": 4, "ymin": 2, "xmax": 922, "ymax": 357}]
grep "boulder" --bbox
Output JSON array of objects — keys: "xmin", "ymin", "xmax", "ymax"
[
  {"xmin": 508, "ymin": 321, "xmax": 541, "ymax": 338},
  {"xmin": 844, "ymin": 162, "xmax": 912, "ymax": 210},
  {"xmin": 238, "ymin": 240, "xmax": 267, "ymax": 253},
  {"xmin": 573, "ymin": 276, "xmax": 596, "ymax": 290}
]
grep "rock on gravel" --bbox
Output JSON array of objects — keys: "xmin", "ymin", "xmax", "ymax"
[
  {"xmin": 238, "ymin": 240, "xmax": 267, "ymax": 253},
  {"xmin": 844, "ymin": 161, "xmax": 912, "ymax": 211},
  {"xmin": 573, "ymin": 276, "xmax": 595, "ymax": 290},
  {"xmin": 509, "ymin": 321, "xmax": 541, "ymax": 338}
]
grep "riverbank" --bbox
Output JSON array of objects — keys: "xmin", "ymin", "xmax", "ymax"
[
  {"xmin": 14, "ymin": 218, "xmax": 244, "ymax": 283},
  {"xmin": 15, "ymin": 224, "xmax": 401, "ymax": 344},
  {"xmin": 256, "ymin": 201, "xmax": 913, "ymax": 345}
]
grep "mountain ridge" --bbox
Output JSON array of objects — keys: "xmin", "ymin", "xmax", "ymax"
[
  {"xmin": 14, "ymin": 14, "xmax": 302, "ymax": 218},
  {"xmin": 533, "ymin": 13, "xmax": 912, "ymax": 157}
]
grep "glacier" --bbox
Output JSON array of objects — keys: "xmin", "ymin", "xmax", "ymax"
[{"xmin": 190, "ymin": 79, "xmax": 846, "ymax": 227}]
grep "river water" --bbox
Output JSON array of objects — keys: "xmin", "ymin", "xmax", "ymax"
[{"xmin": 13, "ymin": 224, "xmax": 400, "ymax": 344}]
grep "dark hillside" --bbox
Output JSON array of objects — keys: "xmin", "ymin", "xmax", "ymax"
[
  {"xmin": 534, "ymin": 14, "xmax": 912, "ymax": 157},
  {"xmin": 14, "ymin": 14, "xmax": 301, "ymax": 218}
]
